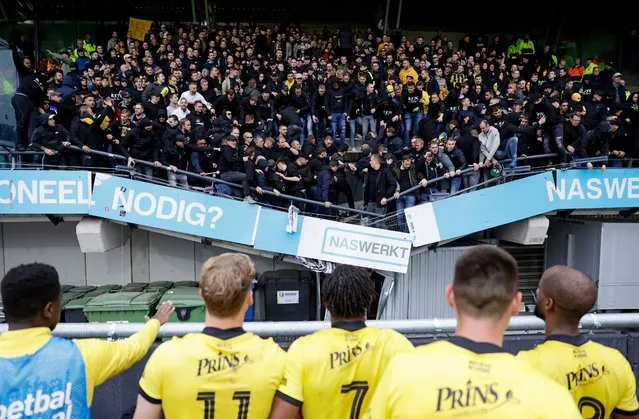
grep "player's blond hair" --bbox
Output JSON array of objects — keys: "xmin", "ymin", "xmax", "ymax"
[{"xmin": 199, "ymin": 253, "xmax": 255, "ymax": 317}]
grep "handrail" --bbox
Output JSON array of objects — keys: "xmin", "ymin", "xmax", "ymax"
[
  {"xmin": 0, "ymin": 146, "xmax": 381, "ymax": 218},
  {"xmin": 1, "ymin": 312, "xmax": 636, "ymax": 338},
  {"xmin": 387, "ymin": 152, "xmax": 610, "ymax": 203}
]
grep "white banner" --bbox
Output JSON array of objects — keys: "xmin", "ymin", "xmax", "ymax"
[{"xmin": 296, "ymin": 217, "xmax": 412, "ymax": 273}]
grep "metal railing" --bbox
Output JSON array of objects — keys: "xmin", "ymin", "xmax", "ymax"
[
  {"xmin": 0, "ymin": 144, "xmax": 381, "ymax": 218},
  {"xmin": 0, "ymin": 312, "xmax": 636, "ymax": 338},
  {"xmin": 387, "ymin": 153, "xmax": 610, "ymax": 203},
  {"xmin": 0, "ymin": 144, "xmax": 617, "ymax": 225}
]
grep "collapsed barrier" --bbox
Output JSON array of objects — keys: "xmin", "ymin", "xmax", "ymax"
[
  {"xmin": 1, "ymin": 312, "xmax": 637, "ymax": 338},
  {"xmin": 0, "ymin": 144, "xmax": 613, "ymax": 224}
]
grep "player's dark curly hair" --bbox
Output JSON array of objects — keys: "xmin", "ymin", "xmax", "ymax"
[
  {"xmin": 322, "ymin": 265, "xmax": 375, "ymax": 318},
  {"xmin": 1, "ymin": 263, "xmax": 60, "ymax": 322}
]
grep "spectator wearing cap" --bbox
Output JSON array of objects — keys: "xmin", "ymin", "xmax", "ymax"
[
  {"xmin": 608, "ymin": 117, "xmax": 629, "ymax": 167},
  {"xmin": 606, "ymin": 72, "xmax": 628, "ymax": 105},
  {"xmin": 378, "ymin": 85, "xmax": 401, "ymax": 130},
  {"xmin": 30, "ymin": 113, "xmax": 71, "ymax": 168}
]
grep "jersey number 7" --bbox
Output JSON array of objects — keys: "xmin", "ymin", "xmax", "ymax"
[
  {"xmin": 341, "ymin": 381, "xmax": 369, "ymax": 419},
  {"xmin": 197, "ymin": 391, "xmax": 250, "ymax": 419}
]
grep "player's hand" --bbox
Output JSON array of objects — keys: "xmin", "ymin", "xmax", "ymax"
[{"xmin": 147, "ymin": 301, "xmax": 175, "ymax": 325}]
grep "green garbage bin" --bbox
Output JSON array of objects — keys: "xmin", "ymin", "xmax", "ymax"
[
  {"xmin": 94, "ymin": 284, "xmax": 122, "ymax": 293},
  {"xmin": 83, "ymin": 291, "xmax": 162, "ymax": 323},
  {"xmin": 159, "ymin": 287, "xmax": 205, "ymax": 322},
  {"xmin": 61, "ymin": 287, "xmax": 96, "ymax": 307},
  {"xmin": 122, "ymin": 283, "xmax": 149, "ymax": 292},
  {"xmin": 61, "ymin": 285, "xmax": 123, "ymax": 323},
  {"xmin": 69, "ymin": 286, "xmax": 98, "ymax": 293},
  {"xmin": 173, "ymin": 281, "xmax": 198, "ymax": 288},
  {"xmin": 146, "ymin": 281, "xmax": 174, "ymax": 293},
  {"xmin": 62, "ymin": 296, "xmax": 97, "ymax": 323},
  {"xmin": 61, "ymin": 285, "xmax": 75, "ymax": 293}
]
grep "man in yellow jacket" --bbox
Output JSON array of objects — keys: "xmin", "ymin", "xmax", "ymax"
[
  {"xmin": 399, "ymin": 59, "xmax": 418, "ymax": 85},
  {"xmin": 0, "ymin": 263, "xmax": 175, "ymax": 417}
]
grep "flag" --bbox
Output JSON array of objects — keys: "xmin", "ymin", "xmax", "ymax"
[{"xmin": 128, "ymin": 18, "xmax": 152, "ymax": 41}]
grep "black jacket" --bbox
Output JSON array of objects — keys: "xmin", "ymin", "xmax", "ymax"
[
  {"xmin": 120, "ymin": 127, "xmax": 160, "ymax": 161},
  {"xmin": 30, "ymin": 115, "xmax": 69, "ymax": 151},
  {"xmin": 443, "ymin": 146, "xmax": 468, "ymax": 170},
  {"xmin": 219, "ymin": 144, "xmax": 244, "ymax": 173},
  {"xmin": 363, "ymin": 167, "xmax": 397, "ymax": 206}
]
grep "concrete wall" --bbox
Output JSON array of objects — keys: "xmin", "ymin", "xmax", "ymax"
[{"xmin": 0, "ymin": 221, "xmax": 301, "ymax": 286}]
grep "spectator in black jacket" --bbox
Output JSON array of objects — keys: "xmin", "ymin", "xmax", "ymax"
[
  {"xmin": 608, "ymin": 117, "xmax": 630, "ymax": 167},
  {"xmin": 161, "ymin": 121, "xmax": 191, "ymax": 187},
  {"xmin": 312, "ymin": 84, "xmax": 329, "ymax": 138},
  {"xmin": 326, "ymin": 80, "xmax": 347, "ymax": 145},
  {"xmin": 363, "ymin": 153, "xmax": 398, "ymax": 227},
  {"xmin": 218, "ymin": 136, "xmax": 252, "ymax": 201},
  {"xmin": 253, "ymin": 158, "xmax": 281, "ymax": 205},
  {"xmin": 582, "ymin": 121, "xmax": 611, "ymax": 169},
  {"xmin": 120, "ymin": 118, "xmax": 161, "ymax": 179},
  {"xmin": 257, "ymin": 90, "xmax": 276, "ymax": 136},
  {"xmin": 563, "ymin": 113, "xmax": 587, "ymax": 162},
  {"xmin": 443, "ymin": 137, "xmax": 467, "ymax": 194},
  {"xmin": 289, "ymin": 85, "xmax": 312, "ymax": 144},
  {"xmin": 191, "ymin": 138, "xmax": 218, "ymax": 178},
  {"xmin": 30, "ymin": 114, "xmax": 71, "ymax": 168},
  {"xmin": 456, "ymin": 127, "xmax": 481, "ymax": 190},
  {"xmin": 71, "ymin": 100, "xmax": 114, "ymax": 168},
  {"xmin": 309, "ymin": 159, "xmax": 335, "ymax": 216}
]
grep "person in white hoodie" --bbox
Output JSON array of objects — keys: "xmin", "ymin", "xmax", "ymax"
[{"xmin": 478, "ymin": 119, "xmax": 500, "ymax": 168}]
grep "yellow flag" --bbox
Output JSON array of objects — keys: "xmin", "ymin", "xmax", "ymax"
[{"xmin": 128, "ymin": 18, "xmax": 152, "ymax": 41}]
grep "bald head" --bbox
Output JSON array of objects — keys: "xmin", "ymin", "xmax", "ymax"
[{"xmin": 539, "ymin": 266, "xmax": 597, "ymax": 322}]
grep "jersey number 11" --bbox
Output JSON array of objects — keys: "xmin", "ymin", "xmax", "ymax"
[{"xmin": 197, "ymin": 391, "xmax": 250, "ymax": 419}]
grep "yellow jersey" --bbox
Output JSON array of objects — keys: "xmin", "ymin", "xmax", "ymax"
[
  {"xmin": 276, "ymin": 321, "xmax": 413, "ymax": 419},
  {"xmin": 518, "ymin": 334, "xmax": 639, "ymax": 418},
  {"xmin": 139, "ymin": 327, "xmax": 285, "ymax": 419},
  {"xmin": 364, "ymin": 336, "xmax": 581, "ymax": 418},
  {"xmin": 0, "ymin": 321, "xmax": 160, "ymax": 411}
]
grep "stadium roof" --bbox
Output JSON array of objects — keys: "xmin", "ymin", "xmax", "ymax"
[{"xmin": 1, "ymin": 0, "xmax": 634, "ymax": 31}]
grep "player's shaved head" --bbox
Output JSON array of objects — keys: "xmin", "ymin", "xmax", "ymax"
[
  {"xmin": 452, "ymin": 245, "xmax": 519, "ymax": 319},
  {"xmin": 539, "ymin": 265, "xmax": 597, "ymax": 323}
]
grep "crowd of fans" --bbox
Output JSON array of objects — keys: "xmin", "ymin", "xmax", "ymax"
[{"xmin": 9, "ymin": 24, "xmax": 639, "ymax": 230}]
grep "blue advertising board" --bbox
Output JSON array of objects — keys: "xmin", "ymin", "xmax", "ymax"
[
  {"xmin": 0, "ymin": 170, "xmax": 92, "ymax": 214},
  {"xmin": 89, "ymin": 173, "xmax": 260, "ymax": 246},
  {"xmin": 552, "ymin": 169, "xmax": 639, "ymax": 209},
  {"xmin": 405, "ymin": 173, "xmax": 554, "ymax": 247}
]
